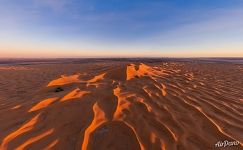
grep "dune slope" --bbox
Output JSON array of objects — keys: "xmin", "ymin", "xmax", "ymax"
[{"xmin": 0, "ymin": 61, "xmax": 242, "ymax": 150}]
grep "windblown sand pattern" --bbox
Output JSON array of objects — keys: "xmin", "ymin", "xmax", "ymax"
[{"xmin": 0, "ymin": 61, "xmax": 242, "ymax": 150}]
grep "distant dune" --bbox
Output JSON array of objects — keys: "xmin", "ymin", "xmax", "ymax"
[{"xmin": 0, "ymin": 59, "xmax": 242, "ymax": 150}]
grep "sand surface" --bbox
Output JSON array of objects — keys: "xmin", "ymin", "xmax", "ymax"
[{"xmin": 0, "ymin": 60, "xmax": 242, "ymax": 150}]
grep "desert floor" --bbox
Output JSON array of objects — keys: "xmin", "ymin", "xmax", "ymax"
[{"xmin": 0, "ymin": 59, "xmax": 242, "ymax": 150}]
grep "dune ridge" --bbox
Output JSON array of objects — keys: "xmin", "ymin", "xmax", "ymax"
[{"xmin": 0, "ymin": 61, "xmax": 242, "ymax": 150}]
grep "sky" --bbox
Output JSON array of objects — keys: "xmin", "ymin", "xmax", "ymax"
[{"xmin": 0, "ymin": 0, "xmax": 243, "ymax": 58}]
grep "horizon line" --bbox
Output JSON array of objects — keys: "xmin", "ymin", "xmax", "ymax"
[{"xmin": 1, "ymin": 56, "xmax": 243, "ymax": 59}]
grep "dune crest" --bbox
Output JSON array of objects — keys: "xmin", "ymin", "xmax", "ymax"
[
  {"xmin": 29, "ymin": 97, "xmax": 58, "ymax": 112},
  {"xmin": 126, "ymin": 63, "xmax": 166, "ymax": 81},
  {"xmin": 87, "ymin": 73, "xmax": 106, "ymax": 83},
  {"xmin": 47, "ymin": 74, "xmax": 81, "ymax": 87},
  {"xmin": 126, "ymin": 63, "xmax": 151, "ymax": 80},
  {"xmin": 0, "ymin": 114, "xmax": 41, "ymax": 150},
  {"xmin": 16, "ymin": 128, "xmax": 54, "ymax": 150},
  {"xmin": 60, "ymin": 88, "xmax": 90, "ymax": 102},
  {"xmin": 0, "ymin": 61, "xmax": 242, "ymax": 150},
  {"xmin": 82, "ymin": 102, "xmax": 107, "ymax": 150},
  {"xmin": 11, "ymin": 105, "xmax": 21, "ymax": 110},
  {"xmin": 43, "ymin": 139, "xmax": 59, "ymax": 150}
]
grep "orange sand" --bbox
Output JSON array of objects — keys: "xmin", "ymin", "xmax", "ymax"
[
  {"xmin": 29, "ymin": 97, "xmax": 59, "ymax": 112},
  {"xmin": 0, "ymin": 61, "xmax": 242, "ymax": 150}
]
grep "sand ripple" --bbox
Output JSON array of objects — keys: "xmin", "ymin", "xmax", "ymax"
[{"xmin": 0, "ymin": 62, "xmax": 242, "ymax": 150}]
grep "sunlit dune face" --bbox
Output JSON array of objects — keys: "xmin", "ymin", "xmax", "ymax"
[
  {"xmin": 60, "ymin": 88, "xmax": 90, "ymax": 102},
  {"xmin": 82, "ymin": 102, "xmax": 107, "ymax": 150},
  {"xmin": 126, "ymin": 63, "xmax": 151, "ymax": 80},
  {"xmin": 47, "ymin": 73, "xmax": 106, "ymax": 88},
  {"xmin": 1, "ymin": 61, "xmax": 243, "ymax": 149},
  {"xmin": 0, "ymin": 114, "xmax": 41, "ymax": 150},
  {"xmin": 43, "ymin": 139, "xmax": 59, "ymax": 150},
  {"xmin": 29, "ymin": 97, "xmax": 59, "ymax": 112},
  {"xmin": 47, "ymin": 74, "xmax": 81, "ymax": 87},
  {"xmin": 126, "ymin": 64, "xmax": 137, "ymax": 80},
  {"xmin": 126, "ymin": 63, "xmax": 167, "ymax": 81},
  {"xmin": 16, "ymin": 128, "xmax": 54, "ymax": 150},
  {"xmin": 11, "ymin": 105, "xmax": 21, "ymax": 110},
  {"xmin": 113, "ymin": 86, "xmax": 132, "ymax": 119},
  {"xmin": 87, "ymin": 73, "xmax": 106, "ymax": 83},
  {"xmin": 137, "ymin": 63, "xmax": 151, "ymax": 75}
]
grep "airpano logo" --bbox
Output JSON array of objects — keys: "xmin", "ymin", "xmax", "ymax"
[{"xmin": 215, "ymin": 140, "xmax": 240, "ymax": 148}]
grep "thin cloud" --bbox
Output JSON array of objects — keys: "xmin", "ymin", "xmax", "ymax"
[{"xmin": 33, "ymin": 0, "xmax": 68, "ymax": 12}]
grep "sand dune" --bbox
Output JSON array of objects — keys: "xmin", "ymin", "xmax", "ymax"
[{"xmin": 0, "ymin": 60, "xmax": 242, "ymax": 150}]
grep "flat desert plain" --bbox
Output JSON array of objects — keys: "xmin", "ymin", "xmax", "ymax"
[{"xmin": 0, "ymin": 59, "xmax": 242, "ymax": 150}]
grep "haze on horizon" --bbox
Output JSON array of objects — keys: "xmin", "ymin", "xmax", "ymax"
[{"xmin": 0, "ymin": 0, "xmax": 243, "ymax": 58}]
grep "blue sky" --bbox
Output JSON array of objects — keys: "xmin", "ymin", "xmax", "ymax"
[{"xmin": 0, "ymin": 0, "xmax": 243, "ymax": 57}]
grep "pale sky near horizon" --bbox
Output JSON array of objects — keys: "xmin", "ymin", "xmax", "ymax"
[{"xmin": 0, "ymin": 0, "xmax": 243, "ymax": 58}]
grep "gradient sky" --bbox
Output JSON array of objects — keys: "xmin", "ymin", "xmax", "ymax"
[{"xmin": 0, "ymin": 0, "xmax": 243, "ymax": 58}]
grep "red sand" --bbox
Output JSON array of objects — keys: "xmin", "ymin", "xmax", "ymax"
[{"xmin": 0, "ymin": 61, "xmax": 242, "ymax": 150}]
